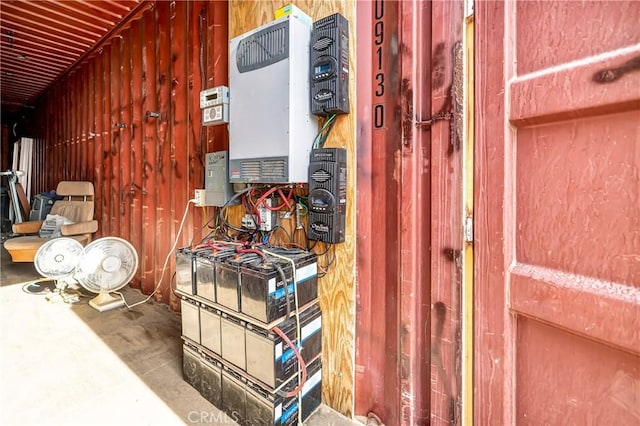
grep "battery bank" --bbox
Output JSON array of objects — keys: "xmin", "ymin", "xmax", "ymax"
[
  {"xmin": 200, "ymin": 352, "xmax": 223, "ymax": 409},
  {"xmin": 245, "ymin": 304, "xmax": 322, "ymax": 388},
  {"xmin": 222, "ymin": 368, "xmax": 247, "ymax": 426},
  {"xmin": 200, "ymin": 304, "xmax": 222, "ymax": 355},
  {"xmin": 240, "ymin": 250, "xmax": 318, "ymax": 324},
  {"xmin": 182, "ymin": 343, "xmax": 201, "ymax": 391},
  {"xmin": 220, "ymin": 313, "xmax": 247, "ymax": 370},
  {"xmin": 176, "ymin": 247, "xmax": 197, "ymax": 295},
  {"xmin": 195, "ymin": 253, "xmax": 216, "ymax": 302},
  {"xmin": 181, "ymin": 297, "xmax": 201, "ymax": 344},
  {"xmin": 245, "ymin": 358, "xmax": 323, "ymax": 426}
]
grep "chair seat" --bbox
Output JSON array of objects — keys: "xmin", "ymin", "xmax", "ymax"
[{"xmin": 3, "ymin": 235, "xmax": 91, "ymax": 262}]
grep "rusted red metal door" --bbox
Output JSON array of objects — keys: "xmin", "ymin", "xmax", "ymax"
[{"xmin": 475, "ymin": 1, "xmax": 640, "ymax": 424}]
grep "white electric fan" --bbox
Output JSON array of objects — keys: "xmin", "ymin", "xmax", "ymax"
[
  {"xmin": 33, "ymin": 237, "xmax": 84, "ymax": 301},
  {"xmin": 74, "ymin": 237, "xmax": 139, "ymax": 312}
]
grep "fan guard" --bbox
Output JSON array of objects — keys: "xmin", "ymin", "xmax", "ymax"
[
  {"xmin": 34, "ymin": 238, "xmax": 83, "ymax": 279},
  {"xmin": 75, "ymin": 237, "xmax": 139, "ymax": 312}
]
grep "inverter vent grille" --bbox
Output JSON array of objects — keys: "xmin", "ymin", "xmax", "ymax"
[
  {"xmin": 262, "ymin": 160, "xmax": 287, "ymax": 180},
  {"xmin": 236, "ymin": 21, "xmax": 289, "ymax": 72},
  {"xmin": 311, "ymin": 169, "xmax": 331, "ymax": 183},
  {"xmin": 312, "ymin": 36, "xmax": 333, "ymax": 51},
  {"xmin": 241, "ymin": 160, "xmax": 261, "ymax": 181}
]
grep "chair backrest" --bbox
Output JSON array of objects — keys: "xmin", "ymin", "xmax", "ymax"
[{"xmin": 49, "ymin": 181, "xmax": 95, "ymax": 223}]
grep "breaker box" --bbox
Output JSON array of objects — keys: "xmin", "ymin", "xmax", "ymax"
[{"xmin": 228, "ymin": 14, "xmax": 318, "ymax": 183}]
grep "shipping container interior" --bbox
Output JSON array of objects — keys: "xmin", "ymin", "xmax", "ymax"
[{"xmin": 2, "ymin": 1, "xmax": 639, "ymax": 426}]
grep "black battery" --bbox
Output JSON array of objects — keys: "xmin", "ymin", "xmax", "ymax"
[
  {"xmin": 195, "ymin": 253, "xmax": 216, "ymax": 302},
  {"xmin": 245, "ymin": 304, "xmax": 322, "ymax": 388},
  {"xmin": 181, "ymin": 297, "xmax": 200, "ymax": 344},
  {"xmin": 222, "ymin": 368, "xmax": 247, "ymax": 426},
  {"xmin": 176, "ymin": 247, "xmax": 197, "ymax": 295},
  {"xmin": 220, "ymin": 313, "xmax": 246, "ymax": 370},
  {"xmin": 182, "ymin": 342, "xmax": 201, "ymax": 391},
  {"xmin": 240, "ymin": 250, "xmax": 318, "ymax": 324},
  {"xmin": 245, "ymin": 358, "xmax": 323, "ymax": 426},
  {"xmin": 199, "ymin": 304, "xmax": 222, "ymax": 356},
  {"xmin": 200, "ymin": 352, "xmax": 222, "ymax": 409}
]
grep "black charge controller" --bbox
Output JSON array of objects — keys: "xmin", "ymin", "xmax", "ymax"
[{"xmin": 307, "ymin": 148, "xmax": 347, "ymax": 243}]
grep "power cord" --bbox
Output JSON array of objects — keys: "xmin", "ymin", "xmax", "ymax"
[{"xmin": 114, "ymin": 198, "xmax": 198, "ymax": 309}]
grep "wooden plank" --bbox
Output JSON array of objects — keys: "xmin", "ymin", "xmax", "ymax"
[
  {"xmin": 130, "ymin": 18, "xmax": 144, "ymax": 289},
  {"xmin": 141, "ymin": 7, "xmax": 159, "ymax": 293},
  {"xmin": 228, "ymin": 0, "xmax": 357, "ymax": 417}
]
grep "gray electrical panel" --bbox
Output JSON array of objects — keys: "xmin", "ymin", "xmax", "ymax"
[
  {"xmin": 228, "ymin": 14, "xmax": 318, "ymax": 184},
  {"xmin": 203, "ymin": 151, "xmax": 234, "ymax": 207}
]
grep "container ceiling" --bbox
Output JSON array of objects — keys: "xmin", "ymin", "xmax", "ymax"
[{"xmin": 1, "ymin": 0, "xmax": 145, "ymax": 113}]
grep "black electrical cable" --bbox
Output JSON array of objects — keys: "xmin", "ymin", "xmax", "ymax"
[
  {"xmin": 218, "ymin": 186, "xmax": 257, "ymax": 236},
  {"xmin": 189, "ymin": 206, "xmax": 220, "ymax": 246},
  {"xmin": 268, "ymin": 225, "xmax": 292, "ymax": 245},
  {"xmin": 275, "ymin": 262, "xmax": 292, "ymax": 319}
]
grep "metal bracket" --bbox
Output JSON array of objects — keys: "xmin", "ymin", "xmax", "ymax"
[{"xmin": 415, "ymin": 112, "xmax": 453, "ymax": 128}]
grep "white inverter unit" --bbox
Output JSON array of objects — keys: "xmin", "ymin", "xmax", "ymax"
[{"xmin": 229, "ymin": 14, "xmax": 318, "ymax": 183}]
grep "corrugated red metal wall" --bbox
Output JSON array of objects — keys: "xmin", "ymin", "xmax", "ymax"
[
  {"xmin": 30, "ymin": 1, "xmax": 228, "ymax": 310},
  {"xmin": 355, "ymin": 0, "xmax": 464, "ymax": 424}
]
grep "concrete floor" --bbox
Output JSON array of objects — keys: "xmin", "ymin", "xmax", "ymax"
[{"xmin": 0, "ymin": 242, "xmax": 358, "ymax": 426}]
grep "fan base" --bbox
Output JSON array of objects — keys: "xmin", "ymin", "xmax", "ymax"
[{"xmin": 89, "ymin": 292, "xmax": 125, "ymax": 312}]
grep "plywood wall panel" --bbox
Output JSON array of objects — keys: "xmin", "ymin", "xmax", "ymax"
[{"xmin": 228, "ymin": 0, "xmax": 357, "ymax": 417}]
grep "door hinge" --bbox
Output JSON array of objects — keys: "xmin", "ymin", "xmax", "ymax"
[{"xmin": 463, "ymin": 215, "xmax": 473, "ymax": 243}]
